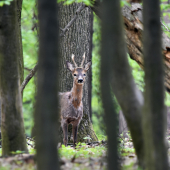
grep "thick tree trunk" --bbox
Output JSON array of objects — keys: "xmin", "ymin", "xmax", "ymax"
[
  {"xmin": 35, "ymin": 0, "xmax": 60, "ymax": 169},
  {"xmin": 0, "ymin": 0, "xmax": 24, "ymax": 143},
  {"xmin": 58, "ymin": 3, "xmax": 97, "ymax": 143},
  {"xmin": 0, "ymin": 0, "xmax": 28, "ymax": 155},
  {"xmin": 142, "ymin": 0, "xmax": 169, "ymax": 169}
]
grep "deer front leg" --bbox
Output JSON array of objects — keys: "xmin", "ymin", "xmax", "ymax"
[
  {"xmin": 62, "ymin": 122, "xmax": 68, "ymax": 147},
  {"xmin": 72, "ymin": 124, "xmax": 78, "ymax": 147}
]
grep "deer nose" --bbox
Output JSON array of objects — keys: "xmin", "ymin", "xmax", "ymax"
[{"xmin": 78, "ymin": 79, "xmax": 83, "ymax": 83}]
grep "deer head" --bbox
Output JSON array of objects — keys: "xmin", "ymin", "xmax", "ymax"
[{"xmin": 66, "ymin": 53, "xmax": 91, "ymax": 85}]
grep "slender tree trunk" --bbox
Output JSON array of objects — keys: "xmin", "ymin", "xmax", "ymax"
[
  {"xmin": 142, "ymin": 0, "xmax": 169, "ymax": 169},
  {"xmin": 58, "ymin": 3, "xmax": 97, "ymax": 143},
  {"xmin": 0, "ymin": 0, "xmax": 28, "ymax": 155},
  {"xmin": 101, "ymin": 0, "xmax": 119, "ymax": 169},
  {"xmin": 88, "ymin": 12, "xmax": 93, "ymax": 121},
  {"xmin": 91, "ymin": 1, "xmax": 170, "ymax": 166},
  {"xmin": 101, "ymin": 1, "xmax": 144, "ymax": 167},
  {"xmin": 35, "ymin": 0, "xmax": 60, "ymax": 170}
]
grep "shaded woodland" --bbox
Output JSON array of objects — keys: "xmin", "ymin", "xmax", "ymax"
[{"xmin": 0, "ymin": 0, "xmax": 170, "ymax": 170}]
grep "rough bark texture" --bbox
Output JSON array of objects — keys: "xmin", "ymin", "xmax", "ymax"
[
  {"xmin": 0, "ymin": 0, "xmax": 28, "ymax": 155},
  {"xmin": 109, "ymin": 3, "xmax": 144, "ymax": 168},
  {"xmin": 35, "ymin": 0, "xmax": 60, "ymax": 169},
  {"xmin": 92, "ymin": 2, "xmax": 170, "ymax": 94},
  {"xmin": 101, "ymin": 0, "xmax": 119, "ymax": 169},
  {"xmin": 142, "ymin": 0, "xmax": 169, "ymax": 169},
  {"xmin": 121, "ymin": 4, "xmax": 170, "ymax": 93},
  {"xmin": 0, "ymin": 0, "xmax": 24, "ymax": 141},
  {"xmin": 91, "ymin": 2, "xmax": 170, "ymax": 166},
  {"xmin": 58, "ymin": 3, "xmax": 97, "ymax": 143}
]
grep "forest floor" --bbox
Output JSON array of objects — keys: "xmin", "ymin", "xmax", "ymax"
[
  {"xmin": 2, "ymin": 133, "xmax": 170, "ymax": 169},
  {"xmin": 0, "ymin": 134, "xmax": 143, "ymax": 170}
]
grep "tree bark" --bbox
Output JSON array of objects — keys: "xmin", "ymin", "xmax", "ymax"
[
  {"xmin": 16, "ymin": 0, "xmax": 24, "ymax": 85},
  {"xmin": 58, "ymin": 3, "xmax": 97, "ymax": 143},
  {"xmin": 0, "ymin": 0, "xmax": 24, "ymax": 143},
  {"xmin": 93, "ymin": 1, "xmax": 144, "ymax": 166},
  {"xmin": 91, "ymin": 1, "xmax": 170, "ymax": 166},
  {"xmin": 35, "ymin": 0, "xmax": 60, "ymax": 169},
  {"xmin": 142, "ymin": 0, "xmax": 169, "ymax": 169},
  {"xmin": 0, "ymin": 0, "xmax": 28, "ymax": 156},
  {"xmin": 101, "ymin": 0, "xmax": 119, "ymax": 169},
  {"xmin": 122, "ymin": 4, "xmax": 170, "ymax": 94},
  {"xmin": 92, "ymin": 2, "xmax": 170, "ymax": 94}
]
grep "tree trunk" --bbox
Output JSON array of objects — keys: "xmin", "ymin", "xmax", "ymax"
[
  {"xmin": 0, "ymin": 0, "xmax": 28, "ymax": 156},
  {"xmin": 58, "ymin": 3, "xmax": 97, "ymax": 143},
  {"xmin": 101, "ymin": 0, "xmax": 120, "ymax": 168},
  {"xmin": 94, "ymin": 1, "xmax": 144, "ymax": 166},
  {"xmin": 35, "ymin": 0, "xmax": 60, "ymax": 169},
  {"xmin": 91, "ymin": 1, "xmax": 170, "ymax": 166},
  {"xmin": 142, "ymin": 0, "xmax": 169, "ymax": 169},
  {"xmin": 0, "ymin": 0, "xmax": 24, "ymax": 143},
  {"xmin": 123, "ymin": 4, "xmax": 170, "ymax": 93},
  {"xmin": 17, "ymin": 0, "xmax": 24, "ymax": 85},
  {"xmin": 92, "ymin": 2, "xmax": 170, "ymax": 94}
]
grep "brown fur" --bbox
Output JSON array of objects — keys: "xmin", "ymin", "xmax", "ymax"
[{"xmin": 59, "ymin": 55, "xmax": 91, "ymax": 147}]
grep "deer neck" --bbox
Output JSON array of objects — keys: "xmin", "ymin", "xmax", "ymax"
[{"xmin": 71, "ymin": 83, "xmax": 83, "ymax": 108}]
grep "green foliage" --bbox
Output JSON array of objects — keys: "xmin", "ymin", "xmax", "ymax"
[
  {"xmin": 160, "ymin": 2, "xmax": 170, "ymax": 11},
  {"xmin": 121, "ymin": 0, "xmax": 130, "ymax": 7},
  {"xmin": 11, "ymin": 150, "xmax": 26, "ymax": 155},
  {"xmin": 0, "ymin": 0, "xmax": 13, "ymax": 6},
  {"xmin": 21, "ymin": 0, "xmax": 38, "ymax": 136},
  {"xmin": 160, "ymin": 0, "xmax": 170, "ymax": 38},
  {"xmin": 57, "ymin": 0, "xmax": 130, "ymax": 7},
  {"xmin": 83, "ymin": 136, "xmax": 92, "ymax": 141},
  {"xmin": 96, "ymin": 134, "xmax": 107, "ymax": 141},
  {"xmin": 165, "ymin": 92, "xmax": 170, "ymax": 107},
  {"xmin": 92, "ymin": 13, "xmax": 107, "ymax": 136},
  {"xmin": 58, "ymin": 143, "xmax": 106, "ymax": 159},
  {"xmin": 128, "ymin": 55, "xmax": 144, "ymax": 92},
  {"xmin": 58, "ymin": 0, "xmax": 94, "ymax": 6}
]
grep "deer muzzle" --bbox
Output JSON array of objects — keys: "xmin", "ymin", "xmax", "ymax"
[{"xmin": 78, "ymin": 79, "xmax": 83, "ymax": 83}]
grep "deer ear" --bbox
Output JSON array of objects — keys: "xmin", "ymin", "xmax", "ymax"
[
  {"xmin": 84, "ymin": 61, "xmax": 91, "ymax": 72},
  {"xmin": 66, "ymin": 61, "xmax": 74, "ymax": 72}
]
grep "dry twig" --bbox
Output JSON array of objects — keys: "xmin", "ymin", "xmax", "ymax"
[{"xmin": 21, "ymin": 63, "xmax": 38, "ymax": 93}]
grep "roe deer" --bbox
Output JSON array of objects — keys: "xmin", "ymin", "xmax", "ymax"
[{"xmin": 59, "ymin": 53, "xmax": 91, "ymax": 147}]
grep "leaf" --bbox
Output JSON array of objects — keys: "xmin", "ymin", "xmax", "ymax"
[{"xmin": 83, "ymin": 136, "xmax": 92, "ymax": 140}]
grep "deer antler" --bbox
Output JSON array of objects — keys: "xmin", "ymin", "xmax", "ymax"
[
  {"xmin": 80, "ymin": 53, "xmax": 85, "ymax": 67},
  {"xmin": 71, "ymin": 54, "xmax": 78, "ymax": 67}
]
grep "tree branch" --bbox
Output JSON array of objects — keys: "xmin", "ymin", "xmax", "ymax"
[
  {"xmin": 21, "ymin": 63, "xmax": 38, "ymax": 93},
  {"xmin": 60, "ymin": 4, "xmax": 86, "ymax": 37}
]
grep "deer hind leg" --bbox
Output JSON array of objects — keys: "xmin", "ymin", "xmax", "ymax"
[
  {"xmin": 72, "ymin": 124, "xmax": 78, "ymax": 147},
  {"xmin": 62, "ymin": 122, "xmax": 68, "ymax": 146}
]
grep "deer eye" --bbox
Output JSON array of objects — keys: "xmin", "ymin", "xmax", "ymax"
[
  {"xmin": 74, "ymin": 74, "xmax": 77, "ymax": 76},
  {"xmin": 83, "ymin": 74, "xmax": 86, "ymax": 76}
]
